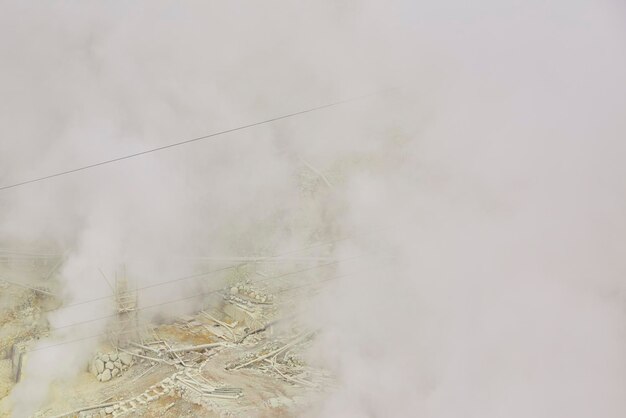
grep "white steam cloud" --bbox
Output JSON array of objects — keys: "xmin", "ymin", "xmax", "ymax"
[{"xmin": 1, "ymin": 0, "xmax": 625, "ymax": 417}]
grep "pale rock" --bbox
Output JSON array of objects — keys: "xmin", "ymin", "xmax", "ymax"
[
  {"xmin": 119, "ymin": 352, "xmax": 132, "ymax": 366},
  {"xmin": 95, "ymin": 359, "xmax": 105, "ymax": 374},
  {"xmin": 104, "ymin": 407, "xmax": 114, "ymax": 414},
  {"xmin": 101, "ymin": 369, "xmax": 112, "ymax": 382},
  {"xmin": 97, "ymin": 373, "xmax": 103, "ymax": 382},
  {"xmin": 106, "ymin": 361, "xmax": 114, "ymax": 370},
  {"xmin": 112, "ymin": 368, "xmax": 120, "ymax": 377},
  {"xmin": 109, "ymin": 352, "xmax": 118, "ymax": 361},
  {"xmin": 101, "ymin": 354, "xmax": 110, "ymax": 362},
  {"xmin": 230, "ymin": 287, "xmax": 238, "ymax": 294},
  {"xmin": 113, "ymin": 360, "xmax": 122, "ymax": 369}
]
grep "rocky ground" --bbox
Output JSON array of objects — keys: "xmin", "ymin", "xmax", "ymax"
[{"xmin": 0, "ymin": 258, "xmax": 333, "ymax": 418}]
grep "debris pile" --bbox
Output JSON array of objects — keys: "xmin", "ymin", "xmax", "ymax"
[
  {"xmin": 221, "ymin": 280, "xmax": 277, "ymax": 340},
  {"xmin": 226, "ymin": 331, "xmax": 327, "ymax": 390},
  {"xmin": 172, "ymin": 369, "xmax": 243, "ymax": 405}
]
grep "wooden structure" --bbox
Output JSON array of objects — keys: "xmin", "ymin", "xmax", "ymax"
[{"xmin": 110, "ymin": 271, "xmax": 139, "ymax": 348}]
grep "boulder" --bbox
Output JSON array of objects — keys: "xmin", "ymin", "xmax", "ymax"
[
  {"xmin": 106, "ymin": 361, "xmax": 114, "ymax": 370},
  {"xmin": 113, "ymin": 360, "xmax": 122, "ymax": 369},
  {"xmin": 101, "ymin": 369, "xmax": 112, "ymax": 382},
  {"xmin": 95, "ymin": 359, "xmax": 105, "ymax": 374},
  {"xmin": 101, "ymin": 354, "xmax": 110, "ymax": 362},
  {"xmin": 109, "ymin": 352, "xmax": 118, "ymax": 361},
  {"xmin": 119, "ymin": 352, "xmax": 132, "ymax": 366},
  {"xmin": 112, "ymin": 368, "xmax": 120, "ymax": 377}
]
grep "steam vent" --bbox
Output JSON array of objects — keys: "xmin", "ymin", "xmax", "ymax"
[{"xmin": 1, "ymin": 246, "xmax": 339, "ymax": 417}]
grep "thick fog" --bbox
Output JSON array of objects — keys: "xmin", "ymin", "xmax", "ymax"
[{"xmin": 1, "ymin": 1, "xmax": 625, "ymax": 417}]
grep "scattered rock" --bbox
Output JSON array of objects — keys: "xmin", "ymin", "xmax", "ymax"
[
  {"xmin": 101, "ymin": 369, "xmax": 112, "ymax": 382},
  {"xmin": 119, "ymin": 352, "xmax": 132, "ymax": 366},
  {"xmin": 95, "ymin": 359, "xmax": 105, "ymax": 374}
]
